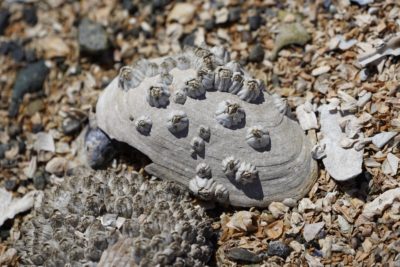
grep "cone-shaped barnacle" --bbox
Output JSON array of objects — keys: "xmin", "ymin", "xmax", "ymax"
[
  {"xmin": 225, "ymin": 61, "xmax": 244, "ymax": 74},
  {"xmin": 173, "ymin": 89, "xmax": 187, "ymax": 105},
  {"xmin": 194, "ymin": 46, "xmax": 211, "ymax": 58},
  {"xmin": 228, "ymin": 72, "xmax": 244, "ymax": 94},
  {"xmin": 146, "ymin": 84, "xmax": 170, "ymax": 108},
  {"xmin": 198, "ymin": 125, "xmax": 210, "ymax": 141},
  {"xmin": 135, "ymin": 116, "xmax": 152, "ymax": 135},
  {"xmin": 210, "ymin": 46, "xmax": 230, "ymax": 65},
  {"xmin": 222, "ymin": 156, "xmax": 240, "ymax": 178},
  {"xmin": 176, "ymin": 56, "xmax": 190, "ymax": 70},
  {"xmin": 188, "ymin": 176, "xmax": 216, "ymax": 201},
  {"xmin": 214, "ymin": 67, "xmax": 233, "ymax": 92},
  {"xmin": 190, "ymin": 137, "xmax": 205, "ymax": 156},
  {"xmin": 159, "ymin": 57, "xmax": 177, "ymax": 73},
  {"xmin": 271, "ymin": 93, "xmax": 288, "ymax": 114},
  {"xmin": 246, "ymin": 126, "xmax": 270, "ymax": 150},
  {"xmin": 145, "ymin": 62, "xmax": 159, "ymax": 77},
  {"xmin": 158, "ymin": 72, "xmax": 174, "ymax": 85},
  {"xmin": 118, "ymin": 66, "xmax": 144, "ymax": 91},
  {"xmin": 167, "ymin": 111, "xmax": 189, "ymax": 133},
  {"xmin": 198, "ymin": 67, "xmax": 215, "ymax": 91},
  {"xmin": 214, "ymin": 183, "xmax": 229, "ymax": 203},
  {"xmin": 237, "ymin": 79, "xmax": 264, "ymax": 103},
  {"xmin": 196, "ymin": 163, "xmax": 212, "ymax": 178},
  {"xmin": 215, "ymin": 100, "xmax": 245, "ymax": 128},
  {"xmin": 184, "ymin": 78, "xmax": 205, "ymax": 99},
  {"xmin": 235, "ymin": 162, "xmax": 258, "ymax": 185}
]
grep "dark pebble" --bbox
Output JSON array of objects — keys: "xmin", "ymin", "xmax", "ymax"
[
  {"xmin": 24, "ymin": 49, "xmax": 37, "ymax": 62},
  {"xmin": 228, "ymin": 7, "xmax": 241, "ymax": 23},
  {"xmin": 0, "ymin": 144, "xmax": 9, "ymax": 159},
  {"xmin": 33, "ymin": 170, "xmax": 46, "ymax": 190},
  {"xmin": 8, "ymin": 124, "xmax": 22, "ymax": 138},
  {"xmin": 248, "ymin": 43, "xmax": 265, "ymax": 63},
  {"xmin": 267, "ymin": 241, "xmax": 292, "ymax": 259},
  {"xmin": 85, "ymin": 127, "xmax": 116, "ymax": 169},
  {"xmin": 78, "ymin": 19, "xmax": 109, "ymax": 56},
  {"xmin": 249, "ymin": 12, "xmax": 262, "ymax": 31},
  {"xmin": 23, "ymin": 5, "xmax": 38, "ymax": 26},
  {"xmin": 32, "ymin": 123, "xmax": 44, "ymax": 133},
  {"xmin": 8, "ymin": 61, "xmax": 49, "ymax": 117},
  {"xmin": 62, "ymin": 117, "xmax": 82, "ymax": 135},
  {"xmin": 181, "ymin": 32, "xmax": 195, "ymax": 47},
  {"xmin": 225, "ymin": 247, "xmax": 262, "ymax": 263},
  {"xmin": 0, "ymin": 9, "xmax": 10, "ymax": 35},
  {"xmin": 4, "ymin": 179, "xmax": 18, "ymax": 191},
  {"xmin": 122, "ymin": 0, "xmax": 138, "ymax": 14},
  {"xmin": 152, "ymin": 0, "xmax": 169, "ymax": 10},
  {"xmin": 11, "ymin": 43, "xmax": 25, "ymax": 62},
  {"xmin": 204, "ymin": 18, "xmax": 215, "ymax": 31}
]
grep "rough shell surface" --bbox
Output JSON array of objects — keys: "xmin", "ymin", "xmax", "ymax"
[
  {"xmin": 95, "ymin": 46, "xmax": 318, "ymax": 207},
  {"xmin": 15, "ymin": 169, "xmax": 214, "ymax": 266}
]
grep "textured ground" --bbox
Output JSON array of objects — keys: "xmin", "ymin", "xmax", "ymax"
[{"xmin": 0, "ymin": 0, "xmax": 400, "ymax": 266}]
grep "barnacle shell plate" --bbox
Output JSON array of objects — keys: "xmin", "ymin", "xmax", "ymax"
[{"xmin": 96, "ymin": 48, "xmax": 317, "ymax": 207}]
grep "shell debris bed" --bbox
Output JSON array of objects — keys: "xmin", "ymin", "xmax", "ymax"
[{"xmin": 94, "ymin": 46, "xmax": 318, "ymax": 208}]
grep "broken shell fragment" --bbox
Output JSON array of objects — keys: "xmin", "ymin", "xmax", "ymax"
[
  {"xmin": 118, "ymin": 66, "xmax": 143, "ymax": 91},
  {"xmin": 196, "ymin": 163, "xmax": 212, "ymax": 178},
  {"xmin": 215, "ymin": 100, "xmax": 245, "ymax": 128},
  {"xmin": 222, "ymin": 156, "xmax": 241, "ymax": 178},
  {"xmin": 167, "ymin": 111, "xmax": 189, "ymax": 134},
  {"xmin": 246, "ymin": 126, "xmax": 270, "ymax": 150},
  {"xmin": 237, "ymin": 79, "xmax": 263, "ymax": 103},
  {"xmin": 146, "ymin": 84, "xmax": 170, "ymax": 108},
  {"xmin": 235, "ymin": 162, "xmax": 258, "ymax": 185},
  {"xmin": 135, "ymin": 116, "xmax": 152, "ymax": 135}
]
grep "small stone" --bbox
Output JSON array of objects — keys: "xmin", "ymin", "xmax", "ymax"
[
  {"xmin": 0, "ymin": 144, "xmax": 9, "ymax": 159},
  {"xmin": 249, "ymin": 10, "xmax": 262, "ymax": 31},
  {"xmin": 215, "ymin": 8, "xmax": 229, "ymax": 25},
  {"xmin": 226, "ymin": 247, "xmax": 262, "ymax": 263},
  {"xmin": 311, "ymin": 66, "xmax": 331, "ymax": 76},
  {"xmin": 382, "ymin": 153, "xmax": 399, "ymax": 176},
  {"xmin": 4, "ymin": 179, "xmax": 17, "ymax": 191},
  {"xmin": 167, "ymin": 3, "xmax": 196, "ymax": 24},
  {"xmin": 33, "ymin": 170, "xmax": 46, "ymax": 190},
  {"xmin": 228, "ymin": 7, "xmax": 241, "ymax": 23},
  {"xmin": 268, "ymin": 202, "xmax": 289, "ymax": 218},
  {"xmin": 62, "ymin": 117, "xmax": 83, "ymax": 135},
  {"xmin": 9, "ymin": 61, "xmax": 49, "ymax": 117},
  {"xmin": 78, "ymin": 19, "xmax": 109, "ymax": 55},
  {"xmin": 303, "ymin": 222, "xmax": 325, "ymax": 242},
  {"xmin": 122, "ymin": 0, "xmax": 138, "ymax": 14},
  {"xmin": 248, "ymin": 43, "xmax": 265, "ymax": 63},
  {"xmin": 152, "ymin": 0, "xmax": 169, "ymax": 10},
  {"xmin": 34, "ymin": 132, "xmax": 55, "ymax": 153},
  {"xmin": 267, "ymin": 241, "xmax": 292, "ymax": 259},
  {"xmin": 45, "ymin": 157, "xmax": 68, "ymax": 176},
  {"xmin": 204, "ymin": 19, "xmax": 215, "ymax": 31},
  {"xmin": 371, "ymin": 132, "xmax": 398, "ymax": 149},
  {"xmin": 0, "ymin": 9, "xmax": 10, "ymax": 35},
  {"xmin": 23, "ymin": 5, "xmax": 38, "ymax": 26},
  {"xmin": 40, "ymin": 36, "xmax": 70, "ymax": 58},
  {"xmin": 25, "ymin": 99, "xmax": 44, "ymax": 116}
]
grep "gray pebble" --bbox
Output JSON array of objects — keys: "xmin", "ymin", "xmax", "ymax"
[
  {"xmin": 226, "ymin": 247, "xmax": 262, "ymax": 263},
  {"xmin": 228, "ymin": 7, "xmax": 241, "ymax": 23},
  {"xmin": 33, "ymin": 170, "xmax": 46, "ymax": 190},
  {"xmin": 249, "ymin": 12, "xmax": 262, "ymax": 31},
  {"xmin": 78, "ymin": 19, "xmax": 109, "ymax": 55},
  {"xmin": 8, "ymin": 61, "xmax": 49, "ymax": 117},
  {"xmin": 4, "ymin": 178, "xmax": 17, "ymax": 191},
  {"xmin": 85, "ymin": 127, "xmax": 116, "ymax": 169},
  {"xmin": 0, "ymin": 9, "xmax": 10, "ymax": 35},
  {"xmin": 248, "ymin": 43, "xmax": 265, "ymax": 63},
  {"xmin": 62, "ymin": 117, "xmax": 83, "ymax": 135},
  {"xmin": 0, "ymin": 144, "xmax": 9, "ymax": 159},
  {"xmin": 267, "ymin": 241, "xmax": 292, "ymax": 259}
]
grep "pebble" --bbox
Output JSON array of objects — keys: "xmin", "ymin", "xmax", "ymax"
[
  {"xmin": 303, "ymin": 222, "xmax": 325, "ymax": 242},
  {"xmin": 9, "ymin": 61, "xmax": 49, "ymax": 117},
  {"xmin": 371, "ymin": 132, "xmax": 398, "ymax": 149},
  {"xmin": 204, "ymin": 19, "xmax": 215, "ymax": 31},
  {"xmin": 4, "ymin": 179, "xmax": 18, "ymax": 191},
  {"xmin": 62, "ymin": 117, "xmax": 83, "ymax": 135},
  {"xmin": 249, "ymin": 10, "xmax": 262, "ymax": 31},
  {"xmin": 33, "ymin": 170, "xmax": 46, "ymax": 190},
  {"xmin": 23, "ymin": 5, "xmax": 38, "ymax": 26},
  {"xmin": 78, "ymin": 19, "xmax": 109, "ymax": 55},
  {"xmin": 248, "ymin": 43, "xmax": 265, "ymax": 63},
  {"xmin": 268, "ymin": 202, "xmax": 289, "ymax": 218},
  {"xmin": 122, "ymin": 0, "xmax": 138, "ymax": 14},
  {"xmin": 267, "ymin": 241, "xmax": 292, "ymax": 259},
  {"xmin": 0, "ymin": 144, "xmax": 9, "ymax": 159},
  {"xmin": 311, "ymin": 66, "xmax": 331, "ymax": 76},
  {"xmin": 215, "ymin": 8, "xmax": 229, "ymax": 25},
  {"xmin": 8, "ymin": 124, "xmax": 22, "ymax": 138},
  {"xmin": 85, "ymin": 127, "xmax": 116, "ymax": 169},
  {"xmin": 152, "ymin": 0, "xmax": 169, "ymax": 10},
  {"xmin": 167, "ymin": 3, "xmax": 196, "ymax": 24},
  {"xmin": 0, "ymin": 9, "xmax": 10, "ymax": 35},
  {"xmin": 225, "ymin": 247, "xmax": 262, "ymax": 263},
  {"xmin": 45, "ymin": 157, "xmax": 67, "ymax": 176},
  {"xmin": 228, "ymin": 7, "xmax": 241, "ymax": 24}
]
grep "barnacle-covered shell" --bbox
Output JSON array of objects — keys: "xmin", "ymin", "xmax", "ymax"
[
  {"xmin": 15, "ymin": 169, "xmax": 214, "ymax": 266},
  {"xmin": 246, "ymin": 126, "xmax": 270, "ymax": 150},
  {"xmin": 215, "ymin": 100, "xmax": 245, "ymax": 128},
  {"xmin": 146, "ymin": 84, "xmax": 170, "ymax": 108},
  {"xmin": 95, "ymin": 46, "xmax": 318, "ymax": 207},
  {"xmin": 135, "ymin": 115, "xmax": 152, "ymax": 135},
  {"xmin": 167, "ymin": 110, "xmax": 189, "ymax": 133}
]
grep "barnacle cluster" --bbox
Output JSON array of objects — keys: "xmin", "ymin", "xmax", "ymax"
[{"xmin": 15, "ymin": 169, "xmax": 214, "ymax": 266}]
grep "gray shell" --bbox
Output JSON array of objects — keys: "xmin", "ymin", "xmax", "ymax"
[{"xmin": 95, "ymin": 46, "xmax": 318, "ymax": 207}]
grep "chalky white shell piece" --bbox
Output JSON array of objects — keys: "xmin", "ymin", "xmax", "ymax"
[{"xmin": 96, "ymin": 47, "xmax": 318, "ymax": 207}]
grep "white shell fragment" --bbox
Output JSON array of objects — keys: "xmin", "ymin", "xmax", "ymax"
[
  {"xmin": 318, "ymin": 105, "xmax": 363, "ymax": 181},
  {"xmin": 382, "ymin": 153, "xmax": 399, "ymax": 176},
  {"xmin": 358, "ymin": 35, "xmax": 400, "ymax": 67},
  {"xmin": 0, "ymin": 188, "xmax": 37, "ymax": 227},
  {"xmin": 303, "ymin": 222, "xmax": 325, "ymax": 242},
  {"xmin": 95, "ymin": 46, "xmax": 318, "ymax": 207},
  {"xmin": 246, "ymin": 126, "xmax": 270, "ymax": 150},
  {"xmin": 371, "ymin": 132, "xmax": 399, "ymax": 149},
  {"xmin": 34, "ymin": 132, "xmax": 55, "ymax": 152},
  {"xmin": 361, "ymin": 188, "xmax": 400, "ymax": 220},
  {"xmin": 296, "ymin": 102, "xmax": 318, "ymax": 130}
]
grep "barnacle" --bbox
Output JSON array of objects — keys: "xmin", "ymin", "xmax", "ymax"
[
  {"xmin": 158, "ymin": 72, "xmax": 173, "ymax": 85},
  {"xmin": 222, "ymin": 156, "xmax": 240, "ymax": 178},
  {"xmin": 197, "ymin": 67, "xmax": 215, "ymax": 91},
  {"xmin": 215, "ymin": 100, "xmax": 245, "ymax": 128},
  {"xmin": 225, "ymin": 61, "xmax": 243, "ymax": 73},
  {"xmin": 145, "ymin": 62, "xmax": 159, "ymax": 77},
  {"xmin": 198, "ymin": 125, "xmax": 211, "ymax": 141},
  {"xmin": 210, "ymin": 46, "xmax": 230, "ymax": 65},
  {"xmin": 118, "ymin": 66, "xmax": 144, "ymax": 91},
  {"xmin": 237, "ymin": 79, "xmax": 264, "ymax": 103},
  {"xmin": 215, "ymin": 67, "xmax": 233, "ymax": 92},
  {"xmin": 176, "ymin": 56, "xmax": 190, "ymax": 70},
  {"xmin": 167, "ymin": 111, "xmax": 189, "ymax": 133},
  {"xmin": 146, "ymin": 84, "xmax": 170, "ymax": 108},
  {"xmin": 189, "ymin": 176, "xmax": 216, "ymax": 201},
  {"xmin": 15, "ymin": 169, "xmax": 214, "ymax": 266},
  {"xmin": 196, "ymin": 162, "xmax": 212, "ymax": 178},
  {"xmin": 190, "ymin": 137, "xmax": 205, "ymax": 156},
  {"xmin": 214, "ymin": 184, "xmax": 229, "ymax": 203},
  {"xmin": 173, "ymin": 89, "xmax": 187, "ymax": 105},
  {"xmin": 135, "ymin": 115, "xmax": 152, "ymax": 135},
  {"xmin": 235, "ymin": 162, "xmax": 258, "ymax": 184},
  {"xmin": 228, "ymin": 72, "xmax": 244, "ymax": 94},
  {"xmin": 246, "ymin": 126, "xmax": 270, "ymax": 150},
  {"xmin": 160, "ymin": 57, "xmax": 177, "ymax": 72},
  {"xmin": 184, "ymin": 78, "xmax": 205, "ymax": 99}
]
